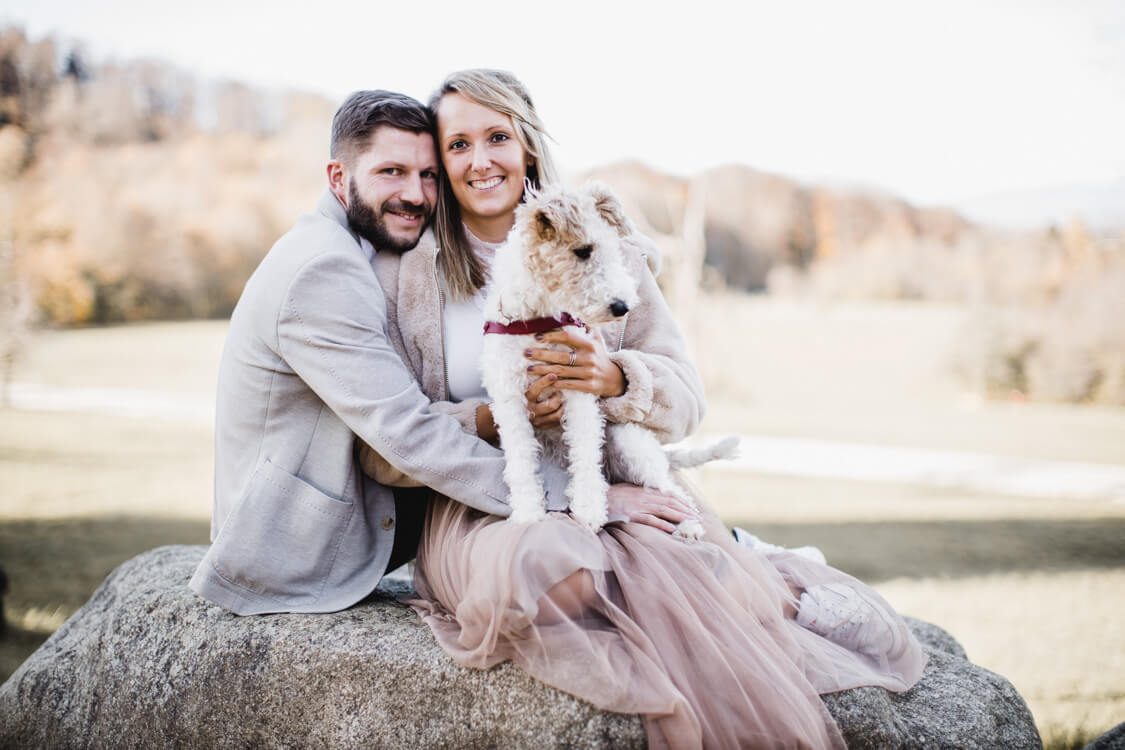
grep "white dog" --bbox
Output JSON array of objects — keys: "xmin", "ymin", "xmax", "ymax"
[{"xmin": 481, "ymin": 182, "xmax": 736, "ymax": 535}]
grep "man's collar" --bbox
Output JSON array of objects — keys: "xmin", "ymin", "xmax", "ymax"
[
  {"xmin": 316, "ymin": 189, "xmax": 359, "ymax": 242},
  {"xmin": 359, "ymin": 237, "xmax": 376, "ymax": 264}
]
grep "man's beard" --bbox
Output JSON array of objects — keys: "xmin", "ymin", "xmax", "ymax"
[{"xmin": 346, "ymin": 179, "xmax": 429, "ymax": 255}]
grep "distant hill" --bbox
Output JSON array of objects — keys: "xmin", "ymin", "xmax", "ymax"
[
  {"xmin": 1, "ymin": 23, "xmax": 1121, "ymax": 326},
  {"xmin": 586, "ymin": 160, "xmax": 996, "ymax": 297}
]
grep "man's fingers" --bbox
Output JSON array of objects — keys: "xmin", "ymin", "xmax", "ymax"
[
  {"xmin": 659, "ymin": 496, "xmax": 700, "ymax": 518},
  {"xmin": 605, "ymin": 484, "xmax": 696, "ymax": 532},
  {"xmin": 652, "ymin": 518, "xmax": 677, "ymax": 534},
  {"xmin": 643, "ymin": 505, "xmax": 696, "ymax": 524},
  {"xmin": 625, "ymin": 512, "xmax": 676, "ymax": 533},
  {"xmin": 631, "ymin": 488, "xmax": 701, "ymax": 522}
]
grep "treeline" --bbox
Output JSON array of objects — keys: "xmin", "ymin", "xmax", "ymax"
[
  {"xmin": 589, "ymin": 162, "xmax": 1125, "ymax": 406},
  {"xmin": 0, "ymin": 25, "xmax": 331, "ymax": 328},
  {"xmin": 1, "ymin": 24, "xmax": 1122, "ymax": 405}
]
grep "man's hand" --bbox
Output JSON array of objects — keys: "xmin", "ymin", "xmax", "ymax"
[
  {"xmin": 475, "ymin": 403, "xmax": 500, "ymax": 443},
  {"xmin": 606, "ymin": 484, "xmax": 701, "ymax": 534}
]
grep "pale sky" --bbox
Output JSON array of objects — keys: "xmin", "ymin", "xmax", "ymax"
[{"xmin": 4, "ymin": 0, "xmax": 1124, "ymax": 210}]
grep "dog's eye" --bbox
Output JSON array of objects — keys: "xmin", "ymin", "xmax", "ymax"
[{"xmin": 573, "ymin": 245, "xmax": 593, "ymax": 260}]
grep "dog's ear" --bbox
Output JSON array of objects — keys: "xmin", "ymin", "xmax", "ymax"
[
  {"xmin": 534, "ymin": 206, "xmax": 557, "ymax": 242},
  {"xmin": 587, "ymin": 182, "xmax": 630, "ymax": 237},
  {"xmin": 531, "ymin": 191, "xmax": 567, "ymax": 242}
]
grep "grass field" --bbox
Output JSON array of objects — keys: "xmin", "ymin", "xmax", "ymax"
[{"xmin": 2, "ymin": 300, "xmax": 1123, "ymax": 745}]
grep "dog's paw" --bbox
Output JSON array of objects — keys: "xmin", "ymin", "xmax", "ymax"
[
  {"xmin": 509, "ymin": 506, "xmax": 547, "ymax": 524},
  {"xmin": 570, "ymin": 505, "xmax": 608, "ymax": 534},
  {"xmin": 673, "ymin": 518, "xmax": 705, "ymax": 540}
]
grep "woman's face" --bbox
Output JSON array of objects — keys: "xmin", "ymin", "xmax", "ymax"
[{"xmin": 436, "ymin": 92, "xmax": 532, "ymax": 242}]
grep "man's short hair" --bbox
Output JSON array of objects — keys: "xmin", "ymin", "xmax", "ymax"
[{"xmin": 330, "ymin": 90, "xmax": 434, "ymax": 165}]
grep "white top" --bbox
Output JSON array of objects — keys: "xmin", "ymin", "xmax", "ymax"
[{"xmin": 442, "ymin": 228, "xmax": 499, "ymax": 402}]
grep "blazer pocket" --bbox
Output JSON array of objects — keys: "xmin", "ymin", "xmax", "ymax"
[{"xmin": 210, "ymin": 459, "xmax": 354, "ymax": 606}]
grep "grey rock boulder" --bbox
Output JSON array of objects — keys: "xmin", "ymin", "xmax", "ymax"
[
  {"xmin": 822, "ymin": 633, "xmax": 1040, "ymax": 749},
  {"xmin": 0, "ymin": 545, "xmax": 1042, "ymax": 749},
  {"xmin": 1085, "ymin": 722, "xmax": 1125, "ymax": 750}
]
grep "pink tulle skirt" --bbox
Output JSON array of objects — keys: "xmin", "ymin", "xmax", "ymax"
[{"xmin": 409, "ymin": 495, "xmax": 926, "ymax": 750}]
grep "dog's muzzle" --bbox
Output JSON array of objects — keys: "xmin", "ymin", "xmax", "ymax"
[{"xmin": 609, "ymin": 299, "xmax": 630, "ymax": 317}]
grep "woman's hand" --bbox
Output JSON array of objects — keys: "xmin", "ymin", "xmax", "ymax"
[
  {"xmin": 525, "ymin": 327, "xmax": 626, "ymax": 398},
  {"xmin": 525, "ymin": 373, "xmax": 564, "ymax": 429},
  {"xmin": 476, "ymin": 374, "xmax": 567, "ymax": 436},
  {"xmin": 606, "ymin": 484, "xmax": 701, "ymax": 534}
]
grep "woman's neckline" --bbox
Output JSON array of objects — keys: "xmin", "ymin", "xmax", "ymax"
[
  {"xmin": 461, "ymin": 212, "xmax": 514, "ymax": 244},
  {"xmin": 463, "ymin": 224, "xmax": 503, "ymax": 259}
]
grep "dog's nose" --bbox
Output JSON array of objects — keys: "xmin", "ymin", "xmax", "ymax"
[{"xmin": 609, "ymin": 299, "xmax": 629, "ymax": 317}]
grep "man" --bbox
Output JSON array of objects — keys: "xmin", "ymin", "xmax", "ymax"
[{"xmin": 189, "ymin": 91, "xmax": 569, "ymax": 615}]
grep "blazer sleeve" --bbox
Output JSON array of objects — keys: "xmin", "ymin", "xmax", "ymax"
[
  {"xmin": 355, "ymin": 398, "xmax": 486, "ymax": 488},
  {"xmin": 600, "ymin": 232, "xmax": 706, "ymax": 444},
  {"xmin": 276, "ymin": 249, "xmax": 514, "ymax": 514}
]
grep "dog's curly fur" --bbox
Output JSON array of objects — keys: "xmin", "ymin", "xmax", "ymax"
[{"xmin": 481, "ymin": 182, "xmax": 734, "ymax": 534}]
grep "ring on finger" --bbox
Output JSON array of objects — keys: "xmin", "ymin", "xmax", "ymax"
[{"xmin": 568, "ymin": 349, "xmax": 577, "ymax": 366}]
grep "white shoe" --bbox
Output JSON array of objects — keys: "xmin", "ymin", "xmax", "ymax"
[
  {"xmin": 731, "ymin": 527, "xmax": 827, "ymax": 565},
  {"xmin": 796, "ymin": 583, "xmax": 905, "ymax": 659}
]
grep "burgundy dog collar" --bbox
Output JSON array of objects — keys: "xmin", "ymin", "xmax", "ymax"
[{"xmin": 483, "ymin": 312, "xmax": 584, "ymax": 335}]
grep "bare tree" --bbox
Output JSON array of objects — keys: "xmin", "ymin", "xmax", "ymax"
[{"xmin": 0, "ymin": 231, "xmax": 33, "ymax": 406}]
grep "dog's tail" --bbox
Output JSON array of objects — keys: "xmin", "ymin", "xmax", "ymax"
[{"xmin": 666, "ymin": 435, "xmax": 740, "ymax": 470}]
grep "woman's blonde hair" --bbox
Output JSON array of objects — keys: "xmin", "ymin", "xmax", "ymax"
[{"xmin": 429, "ymin": 69, "xmax": 560, "ymax": 299}]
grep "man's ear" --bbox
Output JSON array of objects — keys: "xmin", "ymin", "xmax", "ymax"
[{"xmin": 327, "ymin": 160, "xmax": 348, "ymax": 207}]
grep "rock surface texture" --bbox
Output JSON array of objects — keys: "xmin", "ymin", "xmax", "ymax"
[
  {"xmin": 0, "ymin": 545, "xmax": 1043, "ymax": 749},
  {"xmin": 1085, "ymin": 722, "xmax": 1125, "ymax": 750}
]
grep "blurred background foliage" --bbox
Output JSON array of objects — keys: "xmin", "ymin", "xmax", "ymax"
[
  {"xmin": 1, "ymin": 24, "xmax": 1122, "ymax": 407},
  {"xmin": 0, "ymin": 26, "xmax": 329, "ymax": 326}
]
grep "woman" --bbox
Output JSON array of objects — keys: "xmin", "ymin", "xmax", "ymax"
[{"xmin": 364, "ymin": 69, "xmax": 926, "ymax": 749}]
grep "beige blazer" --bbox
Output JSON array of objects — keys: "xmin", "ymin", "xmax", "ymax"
[{"xmin": 190, "ymin": 191, "xmax": 547, "ymax": 615}]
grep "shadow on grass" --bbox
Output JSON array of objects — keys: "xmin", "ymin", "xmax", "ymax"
[
  {"xmin": 1042, "ymin": 724, "xmax": 1112, "ymax": 750},
  {"xmin": 2, "ymin": 514, "xmax": 1124, "ymax": 682},
  {"xmin": 4, "ymin": 515, "xmax": 1124, "ymax": 609},
  {"xmin": 0, "ymin": 626, "xmax": 49, "ymax": 684},
  {"xmin": 0, "ymin": 516, "xmax": 211, "ymax": 614},
  {"xmin": 0, "ymin": 515, "xmax": 210, "ymax": 682},
  {"xmin": 730, "ymin": 518, "xmax": 1125, "ymax": 583}
]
